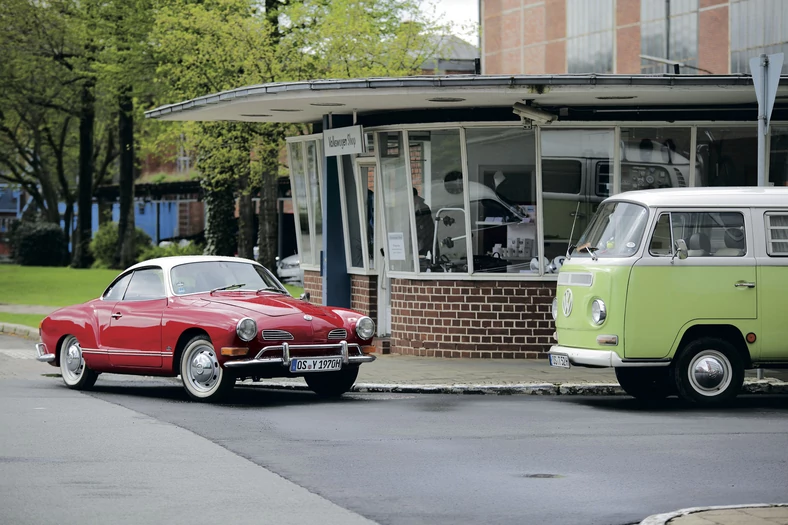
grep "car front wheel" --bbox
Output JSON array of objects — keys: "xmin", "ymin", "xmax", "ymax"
[
  {"xmin": 673, "ymin": 337, "xmax": 744, "ymax": 405},
  {"xmin": 615, "ymin": 367, "xmax": 673, "ymax": 401},
  {"xmin": 59, "ymin": 335, "xmax": 98, "ymax": 390},
  {"xmin": 304, "ymin": 366, "xmax": 359, "ymax": 398},
  {"xmin": 180, "ymin": 335, "xmax": 235, "ymax": 402}
]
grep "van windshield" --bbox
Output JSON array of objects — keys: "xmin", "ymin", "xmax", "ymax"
[{"xmin": 573, "ymin": 202, "xmax": 649, "ymax": 258}]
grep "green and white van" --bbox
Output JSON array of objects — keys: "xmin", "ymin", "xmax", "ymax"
[{"xmin": 547, "ymin": 187, "xmax": 788, "ymax": 405}]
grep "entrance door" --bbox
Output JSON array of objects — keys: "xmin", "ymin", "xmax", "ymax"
[
  {"xmin": 359, "ymin": 161, "xmax": 391, "ymax": 336},
  {"xmin": 625, "ymin": 209, "xmax": 757, "ymax": 359}
]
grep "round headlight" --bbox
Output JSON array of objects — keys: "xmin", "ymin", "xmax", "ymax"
[
  {"xmin": 236, "ymin": 317, "xmax": 257, "ymax": 342},
  {"xmin": 551, "ymin": 297, "xmax": 558, "ymax": 320},
  {"xmin": 591, "ymin": 299, "xmax": 606, "ymax": 325},
  {"xmin": 355, "ymin": 316, "xmax": 375, "ymax": 340}
]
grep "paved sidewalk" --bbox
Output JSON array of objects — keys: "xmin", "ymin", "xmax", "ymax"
[
  {"xmin": 0, "ymin": 303, "xmax": 57, "ymax": 315},
  {"xmin": 640, "ymin": 504, "xmax": 788, "ymax": 525}
]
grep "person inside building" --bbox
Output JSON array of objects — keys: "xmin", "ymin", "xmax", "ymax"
[{"xmin": 413, "ymin": 187, "xmax": 434, "ymax": 257}]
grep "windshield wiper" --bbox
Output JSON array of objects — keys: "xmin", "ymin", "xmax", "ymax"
[
  {"xmin": 576, "ymin": 243, "xmax": 598, "ymax": 261},
  {"xmin": 255, "ymin": 287, "xmax": 288, "ymax": 295},
  {"xmin": 210, "ymin": 283, "xmax": 246, "ymax": 294}
]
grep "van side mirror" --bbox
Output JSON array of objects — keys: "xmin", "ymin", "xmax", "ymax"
[
  {"xmin": 674, "ymin": 239, "xmax": 688, "ymax": 261},
  {"xmin": 300, "ymin": 292, "xmax": 310, "ymax": 302}
]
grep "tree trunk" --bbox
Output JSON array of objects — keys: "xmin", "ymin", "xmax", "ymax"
[
  {"xmin": 257, "ymin": 168, "xmax": 278, "ymax": 270},
  {"xmin": 237, "ymin": 171, "xmax": 255, "ymax": 260},
  {"xmin": 116, "ymin": 88, "xmax": 136, "ymax": 269},
  {"xmin": 71, "ymin": 83, "xmax": 95, "ymax": 268},
  {"xmin": 203, "ymin": 178, "xmax": 237, "ymax": 257},
  {"xmin": 63, "ymin": 201, "xmax": 74, "ymax": 259}
]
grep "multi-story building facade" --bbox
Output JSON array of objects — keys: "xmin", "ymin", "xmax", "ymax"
[{"xmin": 482, "ymin": 0, "xmax": 788, "ymax": 75}]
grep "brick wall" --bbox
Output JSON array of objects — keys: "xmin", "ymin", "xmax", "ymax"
[
  {"xmin": 698, "ymin": 3, "xmax": 729, "ymax": 74},
  {"xmin": 303, "ymin": 270, "xmax": 323, "ymax": 305},
  {"xmin": 390, "ymin": 279, "xmax": 556, "ymax": 358},
  {"xmin": 350, "ymin": 274, "xmax": 378, "ymax": 319}
]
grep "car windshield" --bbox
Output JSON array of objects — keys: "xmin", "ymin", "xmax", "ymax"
[
  {"xmin": 170, "ymin": 261, "xmax": 286, "ymax": 296},
  {"xmin": 573, "ymin": 201, "xmax": 649, "ymax": 258}
]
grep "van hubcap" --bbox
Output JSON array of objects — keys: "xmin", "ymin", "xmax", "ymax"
[{"xmin": 689, "ymin": 350, "xmax": 731, "ymax": 395}]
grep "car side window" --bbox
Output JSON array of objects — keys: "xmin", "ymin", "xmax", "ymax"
[
  {"xmin": 649, "ymin": 213, "xmax": 673, "ymax": 256},
  {"xmin": 103, "ymin": 273, "xmax": 132, "ymax": 302},
  {"xmin": 122, "ymin": 268, "xmax": 166, "ymax": 301},
  {"xmin": 673, "ymin": 212, "xmax": 746, "ymax": 257}
]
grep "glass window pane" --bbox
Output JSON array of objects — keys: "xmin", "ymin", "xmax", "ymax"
[
  {"xmin": 378, "ymin": 131, "xmax": 415, "ymax": 272},
  {"xmin": 620, "ymin": 127, "xmax": 693, "ymax": 192},
  {"xmin": 361, "ymin": 165, "xmax": 376, "ymax": 269},
  {"xmin": 769, "ymin": 126, "xmax": 788, "ymax": 187},
  {"xmin": 412, "ymin": 130, "xmax": 466, "ymax": 272},
  {"xmin": 695, "ymin": 127, "xmax": 758, "ymax": 186},
  {"xmin": 289, "ymin": 143, "xmax": 312, "ymax": 265},
  {"xmin": 541, "ymin": 129, "xmax": 614, "ymax": 265},
  {"xmin": 649, "ymin": 213, "xmax": 673, "ymax": 256},
  {"xmin": 342, "ymin": 155, "xmax": 364, "ymax": 268},
  {"xmin": 465, "ymin": 127, "xmax": 538, "ymax": 274},
  {"xmin": 124, "ymin": 268, "xmax": 165, "ymax": 301},
  {"xmin": 306, "ymin": 141, "xmax": 321, "ymax": 264}
]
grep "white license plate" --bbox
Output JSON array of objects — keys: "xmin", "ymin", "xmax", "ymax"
[
  {"xmin": 290, "ymin": 357, "xmax": 342, "ymax": 373},
  {"xmin": 549, "ymin": 354, "xmax": 570, "ymax": 368}
]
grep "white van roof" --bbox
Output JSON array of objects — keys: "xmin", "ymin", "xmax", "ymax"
[{"xmin": 610, "ymin": 187, "xmax": 788, "ymax": 208}]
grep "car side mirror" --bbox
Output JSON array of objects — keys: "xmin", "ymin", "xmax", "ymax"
[
  {"xmin": 673, "ymin": 239, "xmax": 688, "ymax": 261},
  {"xmin": 300, "ymin": 292, "xmax": 310, "ymax": 302}
]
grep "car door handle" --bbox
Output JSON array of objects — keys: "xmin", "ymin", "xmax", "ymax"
[
  {"xmin": 111, "ymin": 312, "xmax": 123, "ymax": 319},
  {"xmin": 734, "ymin": 282, "xmax": 755, "ymax": 288}
]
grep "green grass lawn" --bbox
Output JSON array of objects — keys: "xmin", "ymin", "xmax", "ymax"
[
  {"xmin": 0, "ymin": 312, "xmax": 46, "ymax": 328},
  {"xmin": 0, "ymin": 265, "xmax": 305, "ymax": 307}
]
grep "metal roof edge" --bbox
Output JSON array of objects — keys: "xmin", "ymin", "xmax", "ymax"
[{"xmin": 144, "ymin": 74, "xmax": 779, "ymax": 119}]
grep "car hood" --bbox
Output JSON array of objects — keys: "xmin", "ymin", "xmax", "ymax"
[{"xmin": 205, "ymin": 294, "xmax": 338, "ymax": 319}]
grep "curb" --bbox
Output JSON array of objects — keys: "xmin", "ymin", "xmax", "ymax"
[
  {"xmin": 243, "ymin": 378, "xmax": 788, "ymax": 396},
  {"xmin": 0, "ymin": 323, "xmax": 39, "ymax": 341},
  {"xmin": 639, "ymin": 503, "xmax": 788, "ymax": 524}
]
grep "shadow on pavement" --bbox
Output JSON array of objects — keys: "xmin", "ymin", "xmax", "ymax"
[
  {"xmin": 87, "ymin": 381, "xmax": 368, "ymax": 408},
  {"xmin": 559, "ymin": 394, "xmax": 788, "ymax": 413}
]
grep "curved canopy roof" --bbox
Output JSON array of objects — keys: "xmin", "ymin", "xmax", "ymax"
[{"xmin": 144, "ymin": 74, "xmax": 787, "ymax": 124}]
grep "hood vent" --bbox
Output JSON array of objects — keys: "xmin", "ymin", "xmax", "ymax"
[
  {"xmin": 262, "ymin": 330, "xmax": 294, "ymax": 341},
  {"xmin": 327, "ymin": 329, "xmax": 348, "ymax": 340}
]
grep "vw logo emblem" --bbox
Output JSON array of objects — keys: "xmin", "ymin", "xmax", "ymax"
[
  {"xmin": 303, "ymin": 315, "xmax": 313, "ymax": 321},
  {"xmin": 562, "ymin": 288, "xmax": 573, "ymax": 317}
]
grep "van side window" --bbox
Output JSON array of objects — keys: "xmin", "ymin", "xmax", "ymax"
[
  {"xmin": 673, "ymin": 212, "xmax": 746, "ymax": 257},
  {"xmin": 649, "ymin": 213, "xmax": 673, "ymax": 255},
  {"xmin": 765, "ymin": 213, "xmax": 788, "ymax": 256}
]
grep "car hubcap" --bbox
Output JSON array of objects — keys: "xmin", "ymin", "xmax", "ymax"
[
  {"xmin": 66, "ymin": 344, "xmax": 82, "ymax": 373},
  {"xmin": 61, "ymin": 338, "xmax": 84, "ymax": 383},
  {"xmin": 187, "ymin": 346, "xmax": 220, "ymax": 393},
  {"xmin": 689, "ymin": 350, "xmax": 731, "ymax": 396}
]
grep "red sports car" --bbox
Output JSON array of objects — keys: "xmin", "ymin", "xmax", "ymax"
[{"xmin": 35, "ymin": 255, "xmax": 376, "ymax": 401}]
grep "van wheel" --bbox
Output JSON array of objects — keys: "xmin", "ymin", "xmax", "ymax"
[
  {"xmin": 304, "ymin": 366, "xmax": 359, "ymax": 398},
  {"xmin": 673, "ymin": 337, "xmax": 744, "ymax": 405},
  {"xmin": 614, "ymin": 367, "xmax": 673, "ymax": 401}
]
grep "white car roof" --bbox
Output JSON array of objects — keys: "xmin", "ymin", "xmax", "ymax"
[
  {"xmin": 125, "ymin": 255, "xmax": 260, "ymax": 273},
  {"xmin": 609, "ymin": 187, "xmax": 788, "ymax": 208}
]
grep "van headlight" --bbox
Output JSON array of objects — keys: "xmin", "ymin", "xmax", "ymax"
[
  {"xmin": 591, "ymin": 300, "xmax": 606, "ymax": 325},
  {"xmin": 355, "ymin": 316, "xmax": 375, "ymax": 340},
  {"xmin": 551, "ymin": 297, "xmax": 558, "ymax": 320},
  {"xmin": 236, "ymin": 317, "xmax": 257, "ymax": 342}
]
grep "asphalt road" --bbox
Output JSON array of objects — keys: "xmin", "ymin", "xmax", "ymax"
[{"xmin": 2, "ymin": 335, "xmax": 788, "ymax": 525}]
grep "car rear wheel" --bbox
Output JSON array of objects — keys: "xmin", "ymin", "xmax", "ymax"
[
  {"xmin": 673, "ymin": 337, "xmax": 744, "ymax": 405},
  {"xmin": 304, "ymin": 366, "xmax": 359, "ymax": 398},
  {"xmin": 614, "ymin": 367, "xmax": 673, "ymax": 401},
  {"xmin": 59, "ymin": 335, "xmax": 98, "ymax": 390},
  {"xmin": 180, "ymin": 335, "xmax": 235, "ymax": 402}
]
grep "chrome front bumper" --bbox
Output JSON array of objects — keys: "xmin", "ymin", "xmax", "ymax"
[
  {"xmin": 35, "ymin": 343, "xmax": 55, "ymax": 363},
  {"xmin": 223, "ymin": 341, "xmax": 376, "ymax": 369},
  {"xmin": 548, "ymin": 345, "xmax": 671, "ymax": 368}
]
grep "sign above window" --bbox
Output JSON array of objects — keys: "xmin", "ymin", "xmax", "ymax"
[{"xmin": 323, "ymin": 125, "xmax": 365, "ymax": 157}]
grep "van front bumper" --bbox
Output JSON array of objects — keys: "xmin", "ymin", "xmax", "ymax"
[{"xmin": 548, "ymin": 345, "xmax": 671, "ymax": 368}]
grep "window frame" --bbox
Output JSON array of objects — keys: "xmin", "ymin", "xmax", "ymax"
[{"xmin": 286, "ymin": 134, "xmax": 325, "ymax": 272}]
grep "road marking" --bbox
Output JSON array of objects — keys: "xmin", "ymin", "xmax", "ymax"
[{"xmin": 0, "ymin": 349, "xmax": 34, "ymax": 360}]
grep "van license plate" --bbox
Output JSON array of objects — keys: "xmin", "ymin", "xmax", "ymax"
[
  {"xmin": 290, "ymin": 357, "xmax": 342, "ymax": 373},
  {"xmin": 549, "ymin": 354, "xmax": 570, "ymax": 368}
]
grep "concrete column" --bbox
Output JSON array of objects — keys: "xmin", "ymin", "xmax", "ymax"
[{"xmin": 321, "ymin": 114, "xmax": 352, "ymax": 307}]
